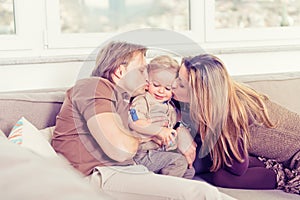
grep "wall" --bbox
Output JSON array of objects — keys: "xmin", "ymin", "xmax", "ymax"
[{"xmin": 0, "ymin": 49, "xmax": 300, "ymax": 92}]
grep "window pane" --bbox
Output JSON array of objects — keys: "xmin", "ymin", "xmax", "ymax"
[
  {"xmin": 0, "ymin": 0, "xmax": 15, "ymax": 34},
  {"xmin": 59, "ymin": 0, "xmax": 189, "ymax": 33},
  {"xmin": 215, "ymin": 0, "xmax": 300, "ymax": 29}
]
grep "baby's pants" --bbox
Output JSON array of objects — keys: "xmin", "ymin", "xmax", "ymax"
[{"xmin": 134, "ymin": 149, "xmax": 195, "ymax": 179}]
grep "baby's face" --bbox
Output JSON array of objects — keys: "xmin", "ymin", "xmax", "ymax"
[{"xmin": 147, "ymin": 70, "xmax": 177, "ymax": 103}]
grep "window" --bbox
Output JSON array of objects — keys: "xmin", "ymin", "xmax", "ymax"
[
  {"xmin": 46, "ymin": 0, "xmax": 191, "ymax": 48},
  {"xmin": 1, "ymin": 0, "xmax": 299, "ymax": 92},
  {"xmin": 1, "ymin": 0, "xmax": 300, "ymax": 57},
  {"xmin": 0, "ymin": 0, "xmax": 35, "ymax": 51},
  {"xmin": 205, "ymin": 0, "xmax": 300, "ymax": 50},
  {"xmin": 215, "ymin": 0, "xmax": 300, "ymax": 29},
  {"xmin": 59, "ymin": 0, "xmax": 189, "ymax": 33},
  {"xmin": 0, "ymin": 0, "xmax": 15, "ymax": 35}
]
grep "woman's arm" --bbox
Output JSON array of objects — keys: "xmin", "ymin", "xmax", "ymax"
[
  {"xmin": 176, "ymin": 126, "xmax": 197, "ymax": 168},
  {"xmin": 225, "ymin": 156, "xmax": 249, "ymax": 176},
  {"xmin": 225, "ymin": 140, "xmax": 249, "ymax": 176},
  {"xmin": 87, "ymin": 113, "xmax": 140, "ymax": 162}
]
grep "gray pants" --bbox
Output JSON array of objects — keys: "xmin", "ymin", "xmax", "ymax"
[{"xmin": 134, "ymin": 149, "xmax": 195, "ymax": 179}]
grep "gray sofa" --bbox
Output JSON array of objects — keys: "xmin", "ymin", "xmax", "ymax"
[{"xmin": 1, "ymin": 72, "xmax": 300, "ymax": 200}]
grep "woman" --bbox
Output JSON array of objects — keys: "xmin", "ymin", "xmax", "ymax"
[{"xmin": 172, "ymin": 54, "xmax": 300, "ymax": 194}]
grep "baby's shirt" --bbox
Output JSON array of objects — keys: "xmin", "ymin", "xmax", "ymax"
[{"xmin": 129, "ymin": 92, "xmax": 178, "ymax": 151}]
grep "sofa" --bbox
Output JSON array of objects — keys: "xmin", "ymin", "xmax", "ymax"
[{"xmin": 1, "ymin": 71, "xmax": 300, "ymax": 200}]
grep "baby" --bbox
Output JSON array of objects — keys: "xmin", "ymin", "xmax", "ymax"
[{"xmin": 129, "ymin": 55, "xmax": 195, "ymax": 179}]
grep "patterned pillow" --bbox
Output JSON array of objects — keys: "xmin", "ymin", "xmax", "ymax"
[{"xmin": 8, "ymin": 117, "xmax": 57, "ymax": 157}]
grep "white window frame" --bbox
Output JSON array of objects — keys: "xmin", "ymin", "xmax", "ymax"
[
  {"xmin": 1, "ymin": 0, "xmax": 300, "ymax": 57},
  {"xmin": 45, "ymin": 0, "xmax": 204, "ymax": 51},
  {"xmin": 0, "ymin": 0, "xmax": 34, "ymax": 51},
  {"xmin": 45, "ymin": 0, "xmax": 109, "ymax": 49},
  {"xmin": 204, "ymin": 1, "xmax": 300, "ymax": 52}
]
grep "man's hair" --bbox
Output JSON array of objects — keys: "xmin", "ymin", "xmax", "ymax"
[{"xmin": 91, "ymin": 41, "xmax": 147, "ymax": 82}]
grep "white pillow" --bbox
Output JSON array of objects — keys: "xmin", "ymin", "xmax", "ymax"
[
  {"xmin": 39, "ymin": 126, "xmax": 55, "ymax": 143},
  {"xmin": 0, "ymin": 129, "xmax": 7, "ymax": 140},
  {"xmin": 8, "ymin": 117, "xmax": 57, "ymax": 157}
]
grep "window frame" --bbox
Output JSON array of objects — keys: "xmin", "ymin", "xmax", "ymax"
[
  {"xmin": 1, "ymin": 0, "xmax": 300, "ymax": 56},
  {"xmin": 204, "ymin": 1, "xmax": 300, "ymax": 52},
  {"xmin": 45, "ymin": 0, "xmax": 201, "ymax": 49},
  {"xmin": 0, "ymin": 0, "xmax": 34, "ymax": 51}
]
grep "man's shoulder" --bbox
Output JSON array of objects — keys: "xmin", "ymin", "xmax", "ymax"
[
  {"xmin": 68, "ymin": 77, "xmax": 115, "ymax": 99},
  {"xmin": 72, "ymin": 77, "xmax": 114, "ymax": 92},
  {"xmin": 75, "ymin": 77, "xmax": 113, "ymax": 88}
]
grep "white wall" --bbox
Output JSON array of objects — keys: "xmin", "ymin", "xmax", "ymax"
[
  {"xmin": 0, "ymin": 62, "xmax": 82, "ymax": 92},
  {"xmin": 0, "ymin": 48, "xmax": 300, "ymax": 92},
  {"xmin": 1, "ymin": 49, "xmax": 300, "ymax": 92},
  {"xmin": 217, "ymin": 50, "xmax": 300, "ymax": 76}
]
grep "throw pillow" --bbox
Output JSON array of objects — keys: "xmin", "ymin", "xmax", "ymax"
[
  {"xmin": 8, "ymin": 117, "xmax": 57, "ymax": 157},
  {"xmin": 39, "ymin": 126, "xmax": 55, "ymax": 143},
  {"xmin": 0, "ymin": 129, "xmax": 7, "ymax": 140}
]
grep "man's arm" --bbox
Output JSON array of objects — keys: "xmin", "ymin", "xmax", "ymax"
[
  {"xmin": 129, "ymin": 118, "xmax": 165, "ymax": 136},
  {"xmin": 87, "ymin": 112, "xmax": 140, "ymax": 162}
]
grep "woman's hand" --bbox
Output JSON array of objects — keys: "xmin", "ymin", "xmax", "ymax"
[
  {"xmin": 182, "ymin": 141, "xmax": 197, "ymax": 168},
  {"xmin": 176, "ymin": 126, "xmax": 197, "ymax": 168}
]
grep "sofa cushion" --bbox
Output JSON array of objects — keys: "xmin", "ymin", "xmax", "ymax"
[
  {"xmin": 39, "ymin": 126, "xmax": 55, "ymax": 142},
  {"xmin": 0, "ymin": 138, "xmax": 114, "ymax": 200},
  {"xmin": 8, "ymin": 117, "xmax": 57, "ymax": 157},
  {"xmin": 0, "ymin": 88, "xmax": 66, "ymax": 136},
  {"xmin": 233, "ymin": 71, "xmax": 300, "ymax": 115}
]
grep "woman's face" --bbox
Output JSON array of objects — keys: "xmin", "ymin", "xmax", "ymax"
[{"xmin": 172, "ymin": 64, "xmax": 190, "ymax": 103}]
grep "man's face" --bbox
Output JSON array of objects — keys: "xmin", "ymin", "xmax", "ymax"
[{"xmin": 119, "ymin": 51, "xmax": 147, "ymax": 95}]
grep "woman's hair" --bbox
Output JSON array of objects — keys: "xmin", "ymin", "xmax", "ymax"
[
  {"xmin": 147, "ymin": 55, "xmax": 179, "ymax": 76},
  {"xmin": 182, "ymin": 54, "xmax": 274, "ymax": 171},
  {"xmin": 91, "ymin": 41, "xmax": 147, "ymax": 82}
]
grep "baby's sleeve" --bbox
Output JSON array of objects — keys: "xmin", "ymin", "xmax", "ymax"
[{"xmin": 129, "ymin": 95, "xmax": 149, "ymax": 121}]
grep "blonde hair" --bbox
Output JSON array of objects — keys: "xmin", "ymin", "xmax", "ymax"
[
  {"xmin": 91, "ymin": 41, "xmax": 147, "ymax": 82},
  {"xmin": 147, "ymin": 55, "xmax": 179, "ymax": 77},
  {"xmin": 183, "ymin": 54, "xmax": 274, "ymax": 171}
]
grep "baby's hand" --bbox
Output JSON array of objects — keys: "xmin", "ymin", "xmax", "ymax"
[{"xmin": 156, "ymin": 127, "xmax": 177, "ymax": 146}]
